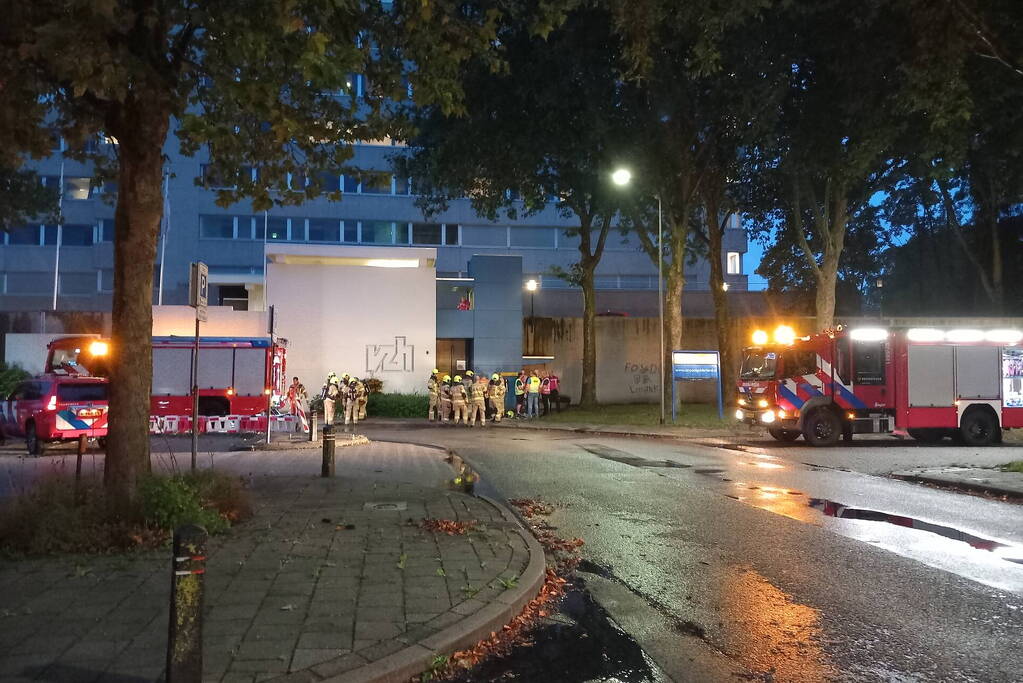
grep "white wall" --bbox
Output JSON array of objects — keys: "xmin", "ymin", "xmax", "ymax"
[
  {"xmin": 152, "ymin": 306, "xmax": 268, "ymax": 337},
  {"xmin": 266, "ymin": 247, "xmax": 436, "ymax": 394},
  {"xmin": 3, "ymin": 333, "xmax": 99, "ymax": 375}
]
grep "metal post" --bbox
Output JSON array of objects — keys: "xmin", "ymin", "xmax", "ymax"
[
  {"xmin": 52, "ymin": 161, "xmax": 65, "ymax": 312},
  {"xmin": 166, "ymin": 525, "xmax": 207, "ymax": 683},
  {"xmin": 191, "ymin": 315, "xmax": 199, "ymax": 471},
  {"xmin": 657, "ymin": 194, "xmax": 665, "ymax": 425},
  {"xmin": 321, "ymin": 426, "xmax": 335, "ymax": 477},
  {"xmin": 75, "ymin": 435, "xmax": 86, "ymax": 482},
  {"xmin": 309, "ymin": 411, "xmax": 318, "ymax": 442},
  {"xmin": 158, "ymin": 172, "xmax": 170, "ymax": 305}
]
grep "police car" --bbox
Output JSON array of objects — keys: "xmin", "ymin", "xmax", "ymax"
[{"xmin": 0, "ymin": 376, "xmax": 109, "ymax": 455}]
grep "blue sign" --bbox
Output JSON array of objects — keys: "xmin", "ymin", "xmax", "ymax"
[{"xmin": 670, "ymin": 350, "xmax": 723, "ymax": 421}]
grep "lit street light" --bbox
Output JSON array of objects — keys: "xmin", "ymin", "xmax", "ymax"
[
  {"xmin": 612, "ymin": 168, "xmax": 665, "ymax": 425},
  {"xmin": 525, "ymin": 278, "xmax": 539, "ymax": 318}
]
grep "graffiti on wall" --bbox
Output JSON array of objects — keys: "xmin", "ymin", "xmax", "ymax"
[
  {"xmin": 366, "ymin": 336, "xmax": 415, "ymax": 373},
  {"xmin": 625, "ymin": 362, "xmax": 658, "ymax": 394}
]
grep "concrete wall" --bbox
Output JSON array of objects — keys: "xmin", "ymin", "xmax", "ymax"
[
  {"xmin": 266, "ymin": 247, "xmax": 436, "ymax": 394},
  {"xmin": 152, "ymin": 306, "xmax": 268, "ymax": 337},
  {"xmin": 3, "ymin": 333, "xmax": 99, "ymax": 375}
]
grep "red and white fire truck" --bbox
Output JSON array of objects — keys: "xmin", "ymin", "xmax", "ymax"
[
  {"xmin": 45, "ymin": 335, "xmax": 289, "ymax": 431},
  {"xmin": 735, "ymin": 325, "xmax": 1023, "ymax": 446}
]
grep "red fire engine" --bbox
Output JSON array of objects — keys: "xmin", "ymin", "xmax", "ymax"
[
  {"xmin": 45, "ymin": 335, "xmax": 288, "ymax": 418},
  {"xmin": 735, "ymin": 325, "xmax": 1023, "ymax": 446}
]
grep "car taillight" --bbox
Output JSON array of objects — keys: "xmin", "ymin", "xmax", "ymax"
[{"xmin": 46, "ymin": 395, "xmax": 57, "ymax": 411}]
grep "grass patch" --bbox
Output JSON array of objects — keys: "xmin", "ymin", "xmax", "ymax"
[
  {"xmin": 542, "ymin": 402, "xmax": 731, "ymax": 429},
  {"xmin": 1003, "ymin": 461, "xmax": 1023, "ymax": 473},
  {"xmin": 0, "ymin": 470, "xmax": 251, "ymax": 556}
]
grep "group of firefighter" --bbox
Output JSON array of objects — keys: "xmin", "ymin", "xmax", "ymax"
[
  {"xmin": 427, "ymin": 369, "xmax": 506, "ymax": 426},
  {"xmin": 319, "ymin": 372, "xmax": 367, "ymax": 430}
]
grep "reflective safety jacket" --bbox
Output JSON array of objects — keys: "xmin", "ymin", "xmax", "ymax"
[
  {"xmin": 490, "ymin": 380, "xmax": 506, "ymax": 400},
  {"xmin": 514, "ymin": 377, "xmax": 526, "ymax": 396},
  {"xmin": 470, "ymin": 382, "xmax": 487, "ymax": 402},
  {"xmin": 451, "ymin": 384, "xmax": 468, "ymax": 403},
  {"xmin": 428, "ymin": 377, "xmax": 439, "ymax": 397},
  {"xmin": 527, "ymin": 376, "xmax": 541, "ymax": 394}
]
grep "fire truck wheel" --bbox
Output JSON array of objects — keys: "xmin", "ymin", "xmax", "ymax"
[
  {"xmin": 768, "ymin": 428, "xmax": 801, "ymax": 442},
  {"xmin": 959, "ymin": 409, "xmax": 1001, "ymax": 447},
  {"xmin": 25, "ymin": 422, "xmax": 47, "ymax": 457},
  {"xmin": 803, "ymin": 408, "xmax": 841, "ymax": 447}
]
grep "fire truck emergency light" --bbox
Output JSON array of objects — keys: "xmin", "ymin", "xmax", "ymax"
[
  {"xmin": 986, "ymin": 329, "xmax": 1023, "ymax": 344},
  {"xmin": 773, "ymin": 325, "xmax": 796, "ymax": 345},
  {"xmin": 907, "ymin": 328, "xmax": 945, "ymax": 342},
  {"xmin": 946, "ymin": 329, "xmax": 984, "ymax": 343},
  {"xmin": 89, "ymin": 340, "xmax": 109, "ymax": 356},
  {"xmin": 751, "ymin": 330, "xmax": 769, "ymax": 345},
  {"xmin": 849, "ymin": 328, "xmax": 888, "ymax": 341}
]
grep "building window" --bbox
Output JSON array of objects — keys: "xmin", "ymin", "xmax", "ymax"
[
  {"xmin": 201, "ymin": 164, "xmax": 252, "ymax": 189},
  {"xmin": 412, "ymin": 223, "xmax": 442, "ymax": 245},
  {"xmin": 342, "ymin": 221, "xmax": 358, "ymax": 243},
  {"xmin": 7, "ymin": 225, "xmax": 41, "ymax": 245},
  {"xmin": 727, "ymin": 251, "xmax": 741, "ymax": 275},
  {"xmin": 99, "ymin": 269, "xmax": 114, "ymax": 292},
  {"xmin": 65, "ymin": 177, "xmax": 93, "ymax": 200},
  {"xmin": 266, "ymin": 217, "xmax": 289, "ymax": 241},
  {"xmin": 315, "ymin": 171, "xmax": 341, "ymax": 192},
  {"xmin": 6, "ymin": 272, "xmax": 47, "ymax": 294},
  {"xmin": 43, "ymin": 224, "xmax": 94, "ymax": 246},
  {"xmin": 461, "ymin": 225, "xmax": 507, "ymax": 247},
  {"xmin": 199, "ymin": 214, "xmax": 235, "ymax": 239},
  {"xmin": 395, "ymin": 175, "xmax": 411, "ymax": 195},
  {"xmin": 443, "ymin": 224, "xmax": 459, "ymax": 245},
  {"xmin": 308, "ymin": 218, "xmax": 341, "ymax": 242},
  {"xmin": 59, "ymin": 272, "xmax": 96, "ymax": 295},
  {"xmin": 343, "ymin": 174, "xmax": 360, "ymax": 193},
  {"xmin": 510, "ymin": 226, "xmax": 556, "ymax": 248},
  {"xmin": 360, "ymin": 220, "xmax": 396, "ymax": 244},
  {"xmin": 100, "ymin": 219, "xmax": 115, "ymax": 242}
]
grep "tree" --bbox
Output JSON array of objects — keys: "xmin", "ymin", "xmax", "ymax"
[
  {"xmin": 0, "ymin": 0, "xmax": 564, "ymax": 502},
  {"xmin": 0, "ymin": 166, "xmax": 59, "ymax": 231},
  {"xmin": 400, "ymin": 8, "xmax": 631, "ymax": 408}
]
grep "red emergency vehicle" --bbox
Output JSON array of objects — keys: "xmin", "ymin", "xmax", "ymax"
[
  {"xmin": 45, "ymin": 335, "xmax": 287, "ymax": 418},
  {"xmin": 1, "ymin": 375, "xmax": 109, "ymax": 455},
  {"xmin": 735, "ymin": 325, "xmax": 1023, "ymax": 446}
]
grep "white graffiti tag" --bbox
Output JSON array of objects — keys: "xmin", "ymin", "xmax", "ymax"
[{"xmin": 366, "ymin": 336, "xmax": 415, "ymax": 373}]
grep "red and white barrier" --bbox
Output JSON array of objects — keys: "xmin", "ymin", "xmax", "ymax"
[{"xmin": 148, "ymin": 413, "xmax": 308, "ymax": 435}]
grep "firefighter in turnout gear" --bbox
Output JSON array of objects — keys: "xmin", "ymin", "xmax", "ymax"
[
  {"xmin": 451, "ymin": 375, "xmax": 468, "ymax": 424},
  {"xmin": 427, "ymin": 369, "xmax": 440, "ymax": 421},
  {"xmin": 488, "ymin": 373, "xmax": 507, "ymax": 422},
  {"xmin": 321, "ymin": 373, "xmax": 340, "ymax": 425},
  {"xmin": 469, "ymin": 375, "xmax": 488, "ymax": 426},
  {"xmin": 440, "ymin": 375, "xmax": 453, "ymax": 422},
  {"xmin": 356, "ymin": 378, "xmax": 368, "ymax": 420},
  {"xmin": 344, "ymin": 377, "xmax": 365, "ymax": 430}
]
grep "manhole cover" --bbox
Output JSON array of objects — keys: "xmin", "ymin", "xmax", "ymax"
[{"xmin": 363, "ymin": 501, "xmax": 407, "ymax": 511}]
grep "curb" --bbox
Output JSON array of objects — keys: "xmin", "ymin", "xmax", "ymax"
[
  {"xmin": 266, "ymin": 442, "xmax": 547, "ymax": 683},
  {"xmin": 490, "ymin": 420, "xmax": 754, "ymax": 443},
  {"xmin": 890, "ymin": 472, "xmax": 1023, "ymax": 501}
]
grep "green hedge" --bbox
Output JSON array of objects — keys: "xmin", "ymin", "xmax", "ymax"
[
  {"xmin": 0, "ymin": 363, "xmax": 29, "ymax": 398},
  {"xmin": 367, "ymin": 392, "xmax": 429, "ymax": 418}
]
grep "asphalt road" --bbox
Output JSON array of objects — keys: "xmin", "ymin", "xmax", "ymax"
[{"xmin": 358, "ymin": 423, "xmax": 1023, "ymax": 683}]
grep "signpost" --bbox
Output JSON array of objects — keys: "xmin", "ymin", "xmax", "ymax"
[
  {"xmin": 670, "ymin": 350, "xmax": 723, "ymax": 423},
  {"xmin": 188, "ymin": 262, "xmax": 208, "ymax": 470}
]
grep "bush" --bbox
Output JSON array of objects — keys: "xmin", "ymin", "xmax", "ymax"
[
  {"xmin": 367, "ymin": 392, "xmax": 429, "ymax": 417},
  {"xmin": 0, "ymin": 362, "xmax": 30, "ymax": 398},
  {"xmin": 0, "ymin": 470, "xmax": 250, "ymax": 556},
  {"xmin": 363, "ymin": 377, "xmax": 384, "ymax": 394}
]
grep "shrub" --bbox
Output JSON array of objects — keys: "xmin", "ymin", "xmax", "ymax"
[
  {"xmin": 0, "ymin": 362, "xmax": 30, "ymax": 398},
  {"xmin": 367, "ymin": 392, "xmax": 429, "ymax": 417},
  {"xmin": 139, "ymin": 475, "xmax": 228, "ymax": 534},
  {"xmin": 363, "ymin": 377, "xmax": 384, "ymax": 394}
]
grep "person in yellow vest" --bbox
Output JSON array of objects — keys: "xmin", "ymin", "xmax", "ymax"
[
  {"xmin": 488, "ymin": 373, "xmax": 507, "ymax": 422},
  {"xmin": 344, "ymin": 377, "xmax": 365, "ymax": 430},
  {"xmin": 427, "ymin": 369, "xmax": 440, "ymax": 421},
  {"xmin": 525, "ymin": 369, "xmax": 541, "ymax": 418},
  {"xmin": 451, "ymin": 375, "xmax": 468, "ymax": 425},
  {"xmin": 440, "ymin": 375, "xmax": 453, "ymax": 422},
  {"xmin": 514, "ymin": 370, "xmax": 527, "ymax": 416},
  {"xmin": 469, "ymin": 375, "xmax": 489, "ymax": 427}
]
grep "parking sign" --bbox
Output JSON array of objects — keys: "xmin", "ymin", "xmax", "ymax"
[{"xmin": 189, "ymin": 261, "xmax": 208, "ymax": 322}]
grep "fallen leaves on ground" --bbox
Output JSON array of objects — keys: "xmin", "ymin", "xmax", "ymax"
[
  {"xmin": 508, "ymin": 498, "xmax": 554, "ymax": 518},
  {"xmin": 417, "ymin": 518, "xmax": 480, "ymax": 535}
]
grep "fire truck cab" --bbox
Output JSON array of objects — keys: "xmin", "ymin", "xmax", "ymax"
[{"xmin": 736, "ymin": 325, "xmax": 1023, "ymax": 446}]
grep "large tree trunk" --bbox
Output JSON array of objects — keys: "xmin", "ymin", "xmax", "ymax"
[
  {"xmin": 663, "ymin": 264, "xmax": 684, "ymax": 420},
  {"xmin": 705, "ymin": 208, "xmax": 733, "ymax": 406},
  {"xmin": 579, "ymin": 267, "xmax": 598, "ymax": 408},
  {"xmin": 104, "ymin": 106, "xmax": 169, "ymax": 503},
  {"xmin": 814, "ymin": 256, "xmax": 839, "ymax": 331}
]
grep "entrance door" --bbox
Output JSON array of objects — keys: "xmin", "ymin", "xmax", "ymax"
[{"xmin": 436, "ymin": 339, "xmax": 471, "ymax": 376}]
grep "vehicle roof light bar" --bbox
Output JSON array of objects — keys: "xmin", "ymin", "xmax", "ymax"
[{"xmin": 849, "ymin": 328, "xmax": 888, "ymax": 341}]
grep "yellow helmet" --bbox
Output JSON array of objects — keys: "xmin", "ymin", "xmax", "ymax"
[
  {"xmin": 454, "ymin": 375, "xmax": 462, "ymax": 382},
  {"xmin": 432, "ymin": 368, "xmax": 439, "ymax": 374},
  {"xmin": 466, "ymin": 370, "xmax": 474, "ymax": 377},
  {"xmin": 491, "ymin": 373, "xmax": 500, "ymax": 380},
  {"xmin": 443, "ymin": 374, "xmax": 451, "ymax": 382}
]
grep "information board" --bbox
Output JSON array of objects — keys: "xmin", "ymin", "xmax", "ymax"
[{"xmin": 671, "ymin": 350, "xmax": 723, "ymax": 421}]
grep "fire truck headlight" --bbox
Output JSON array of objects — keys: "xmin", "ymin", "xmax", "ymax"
[
  {"xmin": 227, "ymin": 388, "xmax": 234, "ymax": 396},
  {"xmin": 752, "ymin": 330, "xmax": 769, "ymax": 346},
  {"xmin": 757, "ymin": 399, "xmax": 769, "ymax": 408},
  {"xmin": 773, "ymin": 326, "xmax": 796, "ymax": 345},
  {"xmin": 738, "ymin": 398, "xmax": 747, "ymax": 406},
  {"xmin": 46, "ymin": 395, "xmax": 57, "ymax": 411},
  {"xmin": 761, "ymin": 410, "xmax": 776, "ymax": 424},
  {"xmin": 734, "ymin": 409, "xmax": 745, "ymax": 420},
  {"xmin": 88, "ymin": 341, "xmax": 109, "ymax": 356},
  {"xmin": 778, "ymin": 409, "xmax": 787, "ymax": 419}
]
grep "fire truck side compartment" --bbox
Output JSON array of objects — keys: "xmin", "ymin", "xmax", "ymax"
[
  {"xmin": 954, "ymin": 346, "xmax": 1001, "ymax": 400},
  {"xmin": 197, "ymin": 348, "xmax": 233, "ymax": 390},
  {"xmin": 233, "ymin": 348, "xmax": 266, "ymax": 396},
  {"xmin": 908, "ymin": 346, "xmax": 955, "ymax": 407},
  {"xmin": 153, "ymin": 348, "xmax": 192, "ymax": 395}
]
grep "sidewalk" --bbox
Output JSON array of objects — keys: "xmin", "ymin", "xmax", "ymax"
[
  {"xmin": 0, "ymin": 442, "xmax": 545, "ymax": 683},
  {"xmin": 892, "ymin": 466, "xmax": 1023, "ymax": 499}
]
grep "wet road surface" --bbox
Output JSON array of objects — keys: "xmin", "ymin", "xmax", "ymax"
[{"xmin": 360, "ymin": 424, "xmax": 1023, "ymax": 682}]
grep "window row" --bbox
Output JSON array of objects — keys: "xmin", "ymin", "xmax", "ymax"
[
  {"xmin": 200, "ymin": 165, "xmax": 412, "ymax": 195},
  {"xmin": 0, "ymin": 268, "xmax": 160, "ymax": 296},
  {"xmin": 2, "ymin": 221, "xmax": 115, "ymax": 247}
]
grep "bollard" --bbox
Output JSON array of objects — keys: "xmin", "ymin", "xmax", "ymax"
[
  {"xmin": 321, "ymin": 425, "xmax": 335, "ymax": 477},
  {"xmin": 166, "ymin": 525, "xmax": 208, "ymax": 683},
  {"xmin": 75, "ymin": 435, "xmax": 86, "ymax": 482},
  {"xmin": 309, "ymin": 411, "xmax": 318, "ymax": 442}
]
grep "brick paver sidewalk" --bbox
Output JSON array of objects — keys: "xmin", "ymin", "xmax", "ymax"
[{"xmin": 0, "ymin": 443, "xmax": 541, "ymax": 683}]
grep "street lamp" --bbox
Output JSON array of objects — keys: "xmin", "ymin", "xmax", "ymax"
[
  {"xmin": 611, "ymin": 168, "xmax": 665, "ymax": 425},
  {"xmin": 525, "ymin": 278, "xmax": 539, "ymax": 318}
]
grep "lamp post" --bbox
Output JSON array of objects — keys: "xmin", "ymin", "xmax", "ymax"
[
  {"xmin": 525, "ymin": 278, "xmax": 539, "ymax": 318},
  {"xmin": 612, "ymin": 169, "xmax": 665, "ymax": 425}
]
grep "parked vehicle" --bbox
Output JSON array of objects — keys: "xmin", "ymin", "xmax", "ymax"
[
  {"xmin": 0, "ymin": 376, "xmax": 109, "ymax": 455},
  {"xmin": 735, "ymin": 325, "xmax": 1023, "ymax": 446}
]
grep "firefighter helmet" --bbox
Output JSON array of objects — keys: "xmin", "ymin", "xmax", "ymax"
[
  {"xmin": 443, "ymin": 375, "xmax": 451, "ymax": 382},
  {"xmin": 465, "ymin": 370, "xmax": 474, "ymax": 377},
  {"xmin": 432, "ymin": 368, "xmax": 439, "ymax": 374},
  {"xmin": 454, "ymin": 375, "xmax": 462, "ymax": 383},
  {"xmin": 491, "ymin": 373, "xmax": 500, "ymax": 380}
]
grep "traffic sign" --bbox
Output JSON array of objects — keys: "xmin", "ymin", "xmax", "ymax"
[{"xmin": 189, "ymin": 261, "xmax": 208, "ymax": 322}]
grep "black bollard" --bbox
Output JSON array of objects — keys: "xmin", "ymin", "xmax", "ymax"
[
  {"xmin": 321, "ymin": 425, "xmax": 335, "ymax": 477},
  {"xmin": 166, "ymin": 525, "xmax": 208, "ymax": 683},
  {"xmin": 75, "ymin": 435, "xmax": 86, "ymax": 482}
]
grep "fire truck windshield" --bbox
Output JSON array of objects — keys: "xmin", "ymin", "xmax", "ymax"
[{"xmin": 740, "ymin": 350, "xmax": 777, "ymax": 380}]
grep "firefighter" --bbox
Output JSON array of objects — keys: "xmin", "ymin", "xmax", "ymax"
[
  {"xmin": 344, "ymin": 377, "xmax": 365, "ymax": 430},
  {"xmin": 355, "ymin": 377, "xmax": 368, "ymax": 420},
  {"xmin": 440, "ymin": 375, "xmax": 453, "ymax": 422},
  {"xmin": 462, "ymin": 370, "xmax": 475, "ymax": 396},
  {"xmin": 451, "ymin": 375, "xmax": 468, "ymax": 425},
  {"xmin": 427, "ymin": 369, "xmax": 440, "ymax": 421},
  {"xmin": 468, "ymin": 374, "xmax": 488, "ymax": 427},
  {"xmin": 321, "ymin": 372, "xmax": 340, "ymax": 425},
  {"xmin": 488, "ymin": 373, "xmax": 507, "ymax": 422}
]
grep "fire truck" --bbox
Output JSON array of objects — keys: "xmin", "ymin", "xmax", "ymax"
[
  {"xmin": 735, "ymin": 325, "xmax": 1023, "ymax": 446},
  {"xmin": 45, "ymin": 335, "xmax": 287, "ymax": 418}
]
